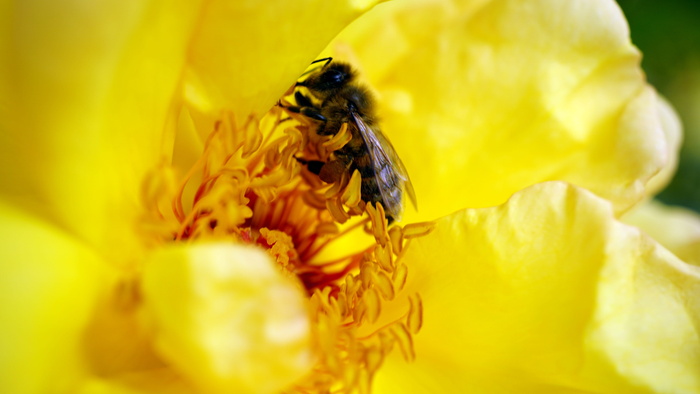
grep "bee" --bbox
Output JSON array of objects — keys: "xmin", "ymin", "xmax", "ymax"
[{"xmin": 282, "ymin": 58, "xmax": 416, "ymax": 224}]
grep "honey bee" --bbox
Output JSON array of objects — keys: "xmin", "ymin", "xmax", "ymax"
[{"xmin": 282, "ymin": 58, "xmax": 416, "ymax": 224}]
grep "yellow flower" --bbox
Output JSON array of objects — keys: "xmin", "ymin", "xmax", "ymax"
[
  {"xmin": 1, "ymin": 1, "xmax": 697, "ymax": 394},
  {"xmin": 624, "ymin": 200, "xmax": 700, "ymax": 266}
]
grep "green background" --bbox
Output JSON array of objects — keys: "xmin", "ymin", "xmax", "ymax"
[{"xmin": 617, "ymin": 0, "xmax": 700, "ymax": 212}]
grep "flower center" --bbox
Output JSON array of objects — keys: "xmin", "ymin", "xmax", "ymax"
[{"xmin": 141, "ymin": 104, "xmax": 433, "ymax": 392}]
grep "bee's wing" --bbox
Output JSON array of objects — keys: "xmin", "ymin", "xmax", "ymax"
[{"xmin": 351, "ymin": 111, "xmax": 418, "ymax": 213}]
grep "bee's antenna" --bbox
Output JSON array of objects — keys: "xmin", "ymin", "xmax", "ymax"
[
  {"xmin": 310, "ymin": 57, "xmax": 333, "ymax": 67},
  {"xmin": 298, "ymin": 57, "xmax": 334, "ymax": 80}
]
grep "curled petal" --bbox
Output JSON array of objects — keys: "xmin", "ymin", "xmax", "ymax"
[
  {"xmin": 645, "ymin": 95, "xmax": 683, "ymax": 195},
  {"xmin": 141, "ymin": 243, "xmax": 313, "ymax": 393},
  {"xmin": 0, "ymin": 200, "xmax": 114, "ymax": 393},
  {"xmin": 624, "ymin": 199, "xmax": 700, "ymax": 266},
  {"xmin": 375, "ymin": 182, "xmax": 700, "ymax": 393},
  {"xmin": 335, "ymin": 0, "xmax": 670, "ymax": 220},
  {"xmin": 184, "ymin": 0, "xmax": 386, "ymax": 125},
  {"xmin": 0, "ymin": 0, "xmax": 202, "ymax": 261}
]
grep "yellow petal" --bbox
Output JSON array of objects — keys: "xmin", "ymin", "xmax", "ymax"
[
  {"xmin": 184, "ymin": 0, "xmax": 386, "ymax": 125},
  {"xmin": 623, "ymin": 199, "xmax": 700, "ymax": 266},
  {"xmin": 0, "ymin": 1, "xmax": 201, "ymax": 262},
  {"xmin": 141, "ymin": 243, "xmax": 313, "ymax": 393},
  {"xmin": 79, "ymin": 370, "xmax": 192, "ymax": 394},
  {"xmin": 0, "ymin": 200, "xmax": 114, "ymax": 393},
  {"xmin": 334, "ymin": 0, "xmax": 669, "ymax": 220},
  {"xmin": 174, "ymin": 0, "xmax": 388, "ymax": 204},
  {"xmin": 645, "ymin": 95, "xmax": 683, "ymax": 195},
  {"xmin": 374, "ymin": 182, "xmax": 700, "ymax": 393}
]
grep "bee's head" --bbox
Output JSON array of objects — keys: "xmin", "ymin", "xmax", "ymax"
[{"xmin": 298, "ymin": 62, "xmax": 355, "ymax": 93}]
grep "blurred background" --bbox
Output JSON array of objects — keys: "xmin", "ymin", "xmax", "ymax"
[{"xmin": 617, "ymin": 0, "xmax": 700, "ymax": 213}]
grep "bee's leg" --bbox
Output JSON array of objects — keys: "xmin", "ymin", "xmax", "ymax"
[
  {"xmin": 386, "ymin": 214, "xmax": 395, "ymax": 226},
  {"xmin": 279, "ymin": 102, "xmax": 327, "ymax": 122},
  {"xmin": 296, "ymin": 157, "xmax": 349, "ymax": 184},
  {"xmin": 294, "ymin": 91, "xmax": 313, "ymax": 107},
  {"xmin": 318, "ymin": 160, "xmax": 351, "ymax": 184},
  {"xmin": 295, "ymin": 157, "xmax": 325, "ymax": 175}
]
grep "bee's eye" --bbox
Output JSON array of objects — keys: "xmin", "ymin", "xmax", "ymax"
[{"xmin": 320, "ymin": 69, "xmax": 346, "ymax": 87}]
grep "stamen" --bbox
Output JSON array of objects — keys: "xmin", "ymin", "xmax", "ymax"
[
  {"xmin": 321, "ymin": 122, "xmax": 352, "ymax": 158},
  {"xmin": 305, "ymin": 217, "xmax": 369, "ymax": 261},
  {"xmin": 388, "ymin": 226, "xmax": 404, "ymax": 255},
  {"xmin": 341, "ymin": 170, "xmax": 363, "ymax": 207},
  {"xmin": 402, "ymin": 222, "xmax": 435, "ymax": 239},
  {"xmin": 392, "ymin": 262, "xmax": 409, "ymax": 292},
  {"xmin": 390, "ymin": 323, "xmax": 415, "ymax": 362},
  {"xmin": 407, "ymin": 294, "xmax": 423, "ymax": 334},
  {"xmin": 326, "ymin": 197, "xmax": 351, "ymax": 224},
  {"xmin": 140, "ymin": 103, "xmax": 435, "ymax": 393}
]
